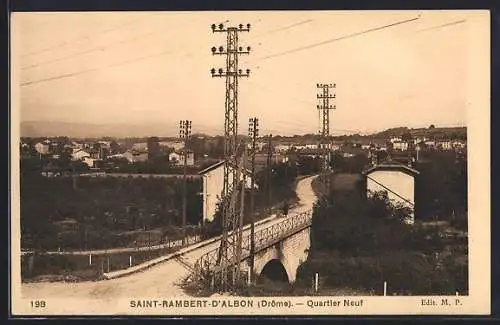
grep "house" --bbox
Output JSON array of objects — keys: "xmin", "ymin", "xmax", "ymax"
[
  {"xmin": 452, "ymin": 140, "xmax": 466, "ymax": 149},
  {"xmin": 390, "ymin": 136, "xmax": 402, "ymax": 143},
  {"xmin": 199, "ymin": 161, "xmax": 254, "ymax": 223},
  {"xmin": 342, "ymin": 152, "xmax": 356, "ymax": 158},
  {"xmin": 169, "ymin": 151, "xmax": 195, "ymax": 166},
  {"xmin": 83, "ymin": 157, "xmax": 97, "ymax": 168},
  {"xmin": 275, "ymin": 144, "xmax": 292, "ymax": 153},
  {"xmin": 71, "ymin": 141, "xmax": 84, "ymax": 150},
  {"xmin": 392, "ymin": 141, "xmax": 409, "ymax": 151},
  {"xmin": 34, "ymin": 142, "xmax": 50, "ymax": 155},
  {"xmin": 132, "ymin": 142, "xmax": 148, "ymax": 151},
  {"xmin": 160, "ymin": 141, "xmax": 184, "ymax": 151},
  {"xmin": 437, "ymin": 140, "xmax": 453, "ymax": 150},
  {"xmin": 71, "ymin": 149, "xmax": 90, "ymax": 161},
  {"xmin": 362, "ymin": 159, "xmax": 419, "ymax": 224},
  {"xmin": 123, "ymin": 150, "xmax": 148, "ymax": 163}
]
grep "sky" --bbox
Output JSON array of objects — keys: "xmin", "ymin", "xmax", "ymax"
[{"xmin": 11, "ymin": 10, "xmax": 486, "ymax": 136}]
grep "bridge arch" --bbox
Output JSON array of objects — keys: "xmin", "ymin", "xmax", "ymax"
[{"xmin": 258, "ymin": 259, "xmax": 290, "ymax": 283}]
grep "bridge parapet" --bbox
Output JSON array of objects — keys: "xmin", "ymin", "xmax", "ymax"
[{"xmin": 192, "ymin": 210, "xmax": 313, "ymax": 287}]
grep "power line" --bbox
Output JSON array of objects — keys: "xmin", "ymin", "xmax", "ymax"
[
  {"xmin": 20, "ymin": 17, "xmax": 144, "ymax": 59},
  {"xmin": 248, "ymin": 19, "xmax": 314, "ymax": 40},
  {"xmin": 249, "ymin": 16, "xmax": 420, "ymax": 62},
  {"xmin": 20, "ymin": 48, "xmax": 176, "ymax": 87},
  {"xmin": 21, "ymin": 19, "xmax": 194, "ymax": 71},
  {"xmin": 414, "ymin": 19, "xmax": 466, "ymax": 34},
  {"xmin": 19, "ymin": 20, "xmax": 237, "ymax": 87}
]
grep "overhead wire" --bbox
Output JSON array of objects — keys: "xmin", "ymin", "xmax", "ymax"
[
  {"xmin": 19, "ymin": 19, "xmax": 313, "ymax": 87},
  {"xmin": 414, "ymin": 19, "xmax": 466, "ymax": 34},
  {"xmin": 247, "ymin": 16, "xmax": 421, "ymax": 63},
  {"xmin": 20, "ymin": 16, "xmax": 144, "ymax": 59}
]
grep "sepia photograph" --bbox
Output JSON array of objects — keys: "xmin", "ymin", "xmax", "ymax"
[{"xmin": 10, "ymin": 10, "xmax": 490, "ymax": 315}]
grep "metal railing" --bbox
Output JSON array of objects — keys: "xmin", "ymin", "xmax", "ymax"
[{"xmin": 192, "ymin": 209, "xmax": 312, "ymax": 284}]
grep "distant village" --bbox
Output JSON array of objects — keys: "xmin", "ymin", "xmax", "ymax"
[{"xmin": 20, "ymin": 127, "xmax": 467, "ymax": 178}]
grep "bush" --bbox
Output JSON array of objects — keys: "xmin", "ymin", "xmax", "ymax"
[{"xmin": 298, "ymin": 250, "xmax": 467, "ymax": 295}]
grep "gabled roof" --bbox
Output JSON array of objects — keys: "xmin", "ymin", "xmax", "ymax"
[
  {"xmin": 362, "ymin": 161, "xmax": 420, "ymax": 176},
  {"xmin": 198, "ymin": 160, "xmax": 225, "ymax": 175},
  {"xmin": 198, "ymin": 160, "xmax": 252, "ymax": 176}
]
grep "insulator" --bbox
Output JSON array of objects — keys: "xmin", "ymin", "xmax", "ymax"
[
  {"xmin": 246, "ymin": 69, "xmax": 250, "ymax": 74},
  {"xmin": 219, "ymin": 23, "xmax": 224, "ymax": 30},
  {"xmin": 219, "ymin": 46, "xmax": 224, "ymax": 52},
  {"xmin": 239, "ymin": 24, "xmax": 243, "ymax": 29},
  {"xmin": 211, "ymin": 47, "xmax": 217, "ymax": 53},
  {"xmin": 247, "ymin": 46, "xmax": 251, "ymax": 51},
  {"xmin": 211, "ymin": 24, "xmax": 216, "ymax": 31},
  {"xmin": 238, "ymin": 69, "xmax": 242, "ymax": 74},
  {"xmin": 218, "ymin": 68, "xmax": 223, "ymax": 74},
  {"xmin": 210, "ymin": 68, "xmax": 216, "ymax": 74},
  {"xmin": 239, "ymin": 46, "xmax": 243, "ymax": 51},
  {"xmin": 247, "ymin": 23, "xmax": 251, "ymax": 29}
]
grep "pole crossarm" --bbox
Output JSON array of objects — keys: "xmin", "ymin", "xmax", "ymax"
[
  {"xmin": 209, "ymin": 23, "xmax": 252, "ymax": 291},
  {"xmin": 316, "ymin": 83, "xmax": 336, "ymax": 190}
]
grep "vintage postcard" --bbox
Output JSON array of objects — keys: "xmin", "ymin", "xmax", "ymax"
[{"xmin": 10, "ymin": 10, "xmax": 490, "ymax": 316}]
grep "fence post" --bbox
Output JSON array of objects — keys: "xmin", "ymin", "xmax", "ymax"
[
  {"xmin": 129, "ymin": 255, "xmax": 132, "ymax": 268},
  {"xmin": 314, "ymin": 273, "xmax": 319, "ymax": 293},
  {"xmin": 107, "ymin": 256, "xmax": 110, "ymax": 273},
  {"xmin": 89, "ymin": 254, "xmax": 92, "ymax": 266},
  {"xmin": 383, "ymin": 281, "xmax": 387, "ymax": 296}
]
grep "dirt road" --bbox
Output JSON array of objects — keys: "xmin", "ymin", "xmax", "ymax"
[{"xmin": 21, "ymin": 175, "xmax": 318, "ymax": 300}]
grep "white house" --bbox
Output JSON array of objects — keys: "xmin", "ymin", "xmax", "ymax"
[
  {"xmin": 392, "ymin": 141, "xmax": 409, "ymax": 151},
  {"xmin": 123, "ymin": 150, "xmax": 148, "ymax": 163},
  {"xmin": 437, "ymin": 140, "xmax": 453, "ymax": 150},
  {"xmin": 71, "ymin": 149, "xmax": 90, "ymax": 161},
  {"xmin": 199, "ymin": 161, "xmax": 254, "ymax": 223},
  {"xmin": 275, "ymin": 144, "xmax": 292, "ymax": 153},
  {"xmin": 169, "ymin": 151, "xmax": 195, "ymax": 166},
  {"xmin": 160, "ymin": 141, "xmax": 184, "ymax": 151},
  {"xmin": 83, "ymin": 157, "xmax": 97, "ymax": 168},
  {"xmin": 34, "ymin": 142, "xmax": 50, "ymax": 155},
  {"xmin": 390, "ymin": 136, "xmax": 402, "ymax": 143},
  {"xmin": 362, "ymin": 162, "xmax": 419, "ymax": 225}
]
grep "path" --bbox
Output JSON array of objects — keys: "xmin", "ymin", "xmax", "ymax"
[{"xmin": 21, "ymin": 175, "xmax": 318, "ymax": 300}]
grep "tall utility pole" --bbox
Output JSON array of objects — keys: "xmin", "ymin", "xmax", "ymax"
[
  {"xmin": 265, "ymin": 134, "xmax": 273, "ymax": 209},
  {"xmin": 247, "ymin": 117, "xmax": 259, "ymax": 283},
  {"xmin": 179, "ymin": 120, "xmax": 192, "ymax": 246},
  {"xmin": 210, "ymin": 22, "xmax": 251, "ymax": 291},
  {"xmin": 316, "ymin": 83, "xmax": 336, "ymax": 191}
]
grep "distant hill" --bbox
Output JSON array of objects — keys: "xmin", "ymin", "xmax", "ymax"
[
  {"xmin": 20, "ymin": 121, "xmax": 222, "ymax": 138},
  {"xmin": 19, "ymin": 121, "xmax": 466, "ymax": 142},
  {"xmin": 370, "ymin": 126, "xmax": 467, "ymax": 140}
]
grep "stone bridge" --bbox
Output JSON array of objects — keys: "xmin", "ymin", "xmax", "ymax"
[{"xmin": 193, "ymin": 210, "xmax": 312, "ymax": 286}]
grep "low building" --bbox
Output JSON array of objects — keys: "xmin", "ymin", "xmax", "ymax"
[
  {"xmin": 169, "ymin": 151, "xmax": 195, "ymax": 166},
  {"xmin": 71, "ymin": 149, "xmax": 90, "ymax": 161},
  {"xmin": 437, "ymin": 140, "xmax": 453, "ymax": 150},
  {"xmin": 160, "ymin": 141, "xmax": 184, "ymax": 151},
  {"xmin": 362, "ymin": 160, "xmax": 419, "ymax": 224},
  {"xmin": 123, "ymin": 150, "xmax": 148, "ymax": 163},
  {"xmin": 34, "ymin": 142, "xmax": 50, "ymax": 155},
  {"xmin": 392, "ymin": 141, "xmax": 409, "ymax": 151},
  {"xmin": 199, "ymin": 161, "xmax": 254, "ymax": 223}
]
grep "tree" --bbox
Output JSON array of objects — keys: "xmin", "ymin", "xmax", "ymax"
[
  {"xmin": 429, "ymin": 124, "xmax": 435, "ymax": 129},
  {"xmin": 402, "ymin": 131, "xmax": 413, "ymax": 142}
]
